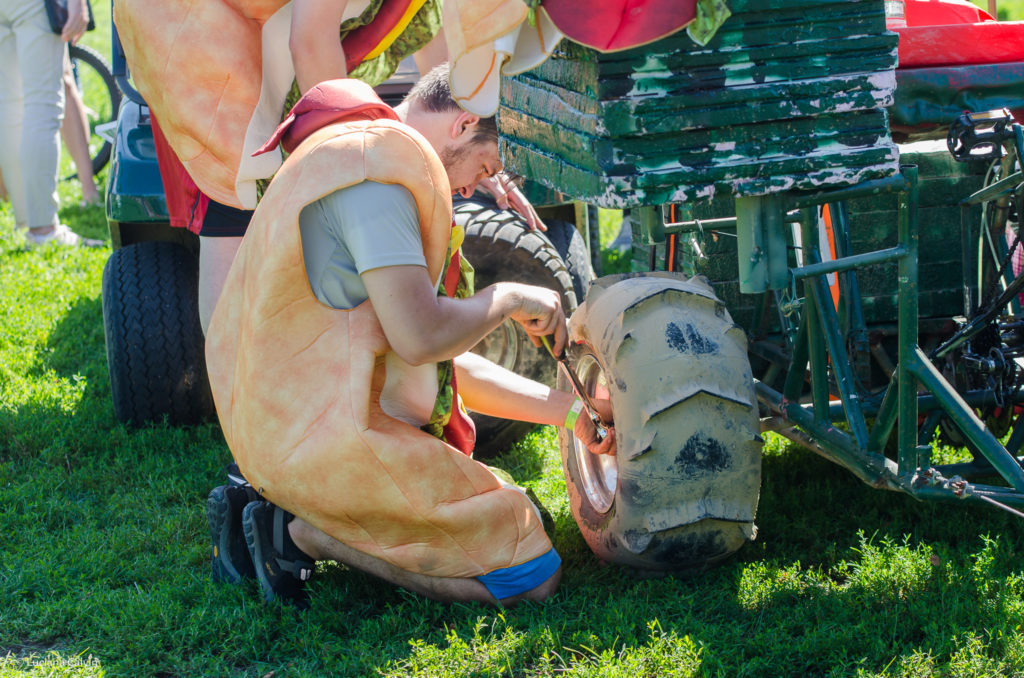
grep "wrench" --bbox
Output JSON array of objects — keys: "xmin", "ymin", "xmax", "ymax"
[{"xmin": 540, "ymin": 336, "xmax": 609, "ymax": 435}]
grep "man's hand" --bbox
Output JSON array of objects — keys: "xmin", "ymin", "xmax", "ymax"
[
  {"xmin": 61, "ymin": 0, "xmax": 89, "ymax": 43},
  {"xmin": 479, "ymin": 173, "xmax": 545, "ymax": 231},
  {"xmin": 504, "ymin": 283, "xmax": 567, "ymax": 357},
  {"xmin": 573, "ymin": 397, "xmax": 616, "ymax": 456}
]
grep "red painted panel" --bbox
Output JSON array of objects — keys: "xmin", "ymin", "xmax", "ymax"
[
  {"xmin": 904, "ymin": 0, "xmax": 993, "ymax": 27},
  {"xmin": 897, "ymin": 22, "xmax": 1024, "ymax": 67}
]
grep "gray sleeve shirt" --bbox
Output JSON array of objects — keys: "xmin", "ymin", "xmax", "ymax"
[{"xmin": 299, "ymin": 181, "xmax": 427, "ymax": 310}]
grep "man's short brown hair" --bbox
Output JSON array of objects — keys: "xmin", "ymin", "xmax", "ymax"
[{"xmin": 404, "ymin": 63, "xmax": 497, "ymax": 145}]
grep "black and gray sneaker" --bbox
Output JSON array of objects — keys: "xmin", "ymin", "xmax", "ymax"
[
  {"xmin": 225, "ymin": 462, "xmax": 250, "ymax": 490},
  {"xmin": 206, "ymin": 484, "xmax": 260, "ymax": 583},
  {"xmin": 242, "ymin": 501, "xmax": 315, "ymax": 610}
]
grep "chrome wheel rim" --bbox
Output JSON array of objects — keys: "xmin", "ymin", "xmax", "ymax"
[{"xmin": 571, "ymin": 353, "xmax": 616, "ymax": 513}]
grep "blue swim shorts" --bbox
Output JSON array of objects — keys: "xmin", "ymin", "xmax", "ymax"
[{"xmin": 476, "ymin": 548, "xmax": 561, "ymax": 600}]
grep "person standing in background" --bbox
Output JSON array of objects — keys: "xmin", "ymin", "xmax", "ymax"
[
  {"xmin": 61, "ymin": 49, "xmax": 101, "ymax": 206},
  {"xmin": 0, "ymin": 0, "xmax": 100, "ymax": 246}
]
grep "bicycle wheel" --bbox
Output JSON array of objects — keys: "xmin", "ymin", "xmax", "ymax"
[{"xmin": 67, "ymin": 43, "xmax": 120, "ymax": 176}]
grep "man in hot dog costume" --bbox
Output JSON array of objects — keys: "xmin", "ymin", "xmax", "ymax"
[
  {"xmin": 113, "ymin": 0, "xmax": 449, "ymax": 331},
  {"xmin": 112, "ymin": 0, "xmax": 569, "ymax": 333},
  {"xmin": 205, "ymin": 66, "xmax": 614, "ymax": 608}
]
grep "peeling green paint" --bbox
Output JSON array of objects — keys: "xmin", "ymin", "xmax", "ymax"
[
  {"xmin": 498, "ymin": 0, "xmax": 899, "ymax": 208},
  {"xmin": 671, "ymin": 146, "xmax": 991, "ymax": 332}
]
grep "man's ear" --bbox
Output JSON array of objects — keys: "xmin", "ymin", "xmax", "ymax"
[{"xmin": 450, "ymin": 111, "xmax": 481, "ymax": 140}]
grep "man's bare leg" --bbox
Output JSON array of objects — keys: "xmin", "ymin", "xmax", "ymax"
[
  {"xmin": 289, "ymin": 517, "xmax": 561, "ymax": 606},
  {"xmin": 199, "ymin": 235, "xmax": 243, "ymax": 334}
]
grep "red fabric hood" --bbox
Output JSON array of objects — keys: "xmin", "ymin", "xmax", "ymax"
[{"xmin": 254, "ymin": 79, "xmax": 400, "ymax": 156}]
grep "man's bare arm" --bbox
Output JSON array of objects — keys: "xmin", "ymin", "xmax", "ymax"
[
  {"xmin": 361, "ymin": 265, "xmax": 568, "ymax": 365},
  {"xmin": 454, "ymin": 352, "xmax": 616, "ymax": 456},
  {"xmin": 290, "ymin": 0, "xmax": 350, "ymax": 94}
]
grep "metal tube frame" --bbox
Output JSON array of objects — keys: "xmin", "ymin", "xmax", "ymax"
[{"xmin": 658, "ymin": 167, "xmax": 1024, "ymax": 511}]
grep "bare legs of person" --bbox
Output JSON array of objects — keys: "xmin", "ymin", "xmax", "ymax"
[
  {"xmin": 61, "ymin": 52, "xmax": 99, "ymax": 205},
  {"xmin": 198, "ymin": 235, "xmax": 243, "ymax": 333},
  {"xmin": 288, "ymin": 517, "xmax": 562, "ymax": 606}
]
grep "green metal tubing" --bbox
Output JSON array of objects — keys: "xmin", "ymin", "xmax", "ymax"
[
  {"xmin": 791, "ymin": 246, "xmax": 907, "ymax": 280},
  {"xmin": 897, "ymin": 166, "xmax": 920, "ymax": 474},
  {"xmin": 1005, "ymin": 410, "xmax": 1024, "ymax": 456},
  {"xmin": 799, "ymin": 207, "xmax": 870, "ymax": 448},
  {"xmin": 910, "ymin": 484, "xmax": 1024, "ymax": 510},
  {"xmin": 908, "ymin": 347, "xmax": 1024, "ymax": 490},
  {"xmin": 831, "ymin": 202, "xmax": 872, "ymax": 386},
  {"xmin": 831, "ymin": 387, "xmax": 1024, "ymax": 419},
  {"xmin": 804, "ymin": 283, "xmax": 831, "ymax": 425},
  {"xmin": 783, "ymin": 317, "xmax": 810, "ymax": 403},
  {"xmin": 788, "ymin": 174, "xmax": 911, "ymax": 209},
  {"xmin": 962, "ymin": 170, "xmax": 1023, "ymax": 206},
  {"xmin": 810, "ymin": 273, "xmax": 870, "ymax": 447},
  {"xmin": 866, "ymin": 369, "xmax": 898, "ymax": 453},
  {"xmin": 961, "ymin": 202, "xmax": 974, "ymax": 317},
  {"xmin": 756, "ymin": 381, "xmax": 898, "ymax": 488}
]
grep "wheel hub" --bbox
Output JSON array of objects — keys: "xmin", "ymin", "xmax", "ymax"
[
  {"xmin": 473, "ymin": 320, "xmax": 520, "ymax": 371},
  {"xmin": 571, "ymin": 353, "xmax": 617, "ymax": 513}
]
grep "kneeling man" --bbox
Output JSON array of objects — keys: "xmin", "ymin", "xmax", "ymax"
[{"xmin": 205, "ymin": 65, "xmax": 613, "ymax": 609}]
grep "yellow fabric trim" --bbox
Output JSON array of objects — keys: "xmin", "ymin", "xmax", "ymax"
[
  {"xmin": 449, "ymin": 223, "xmax": 465, "ymax": 253},
  {"xmin": 365, "ymin": 0, "xmax": 429, "ymax": 60}
]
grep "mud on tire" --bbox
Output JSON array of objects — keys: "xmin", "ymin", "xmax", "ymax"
[{"xmin": 559, "ymin": 273, "xmax": 762, "ymax": 572}]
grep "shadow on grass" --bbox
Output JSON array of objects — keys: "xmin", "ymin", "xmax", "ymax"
[
  {"xmin": 17, "ymin": 295, "xmax": 108, "ymax": 409},
  {"xmin": 6, "ymin": 288, "xmax": 1024, "ymax": 675},
  {"xmin": 753, "ymin": 443, "xmax": 1023, "ymax": 568}
]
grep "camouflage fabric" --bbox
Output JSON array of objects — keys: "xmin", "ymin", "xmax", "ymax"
[
  {"xmin": 282, "ymin": 0, "xmax": 442, "ymax": 114},
  {"xmin": 423, "ymin": 247, "xmax": 476, "ymax": 442},
  {"xmin": 687, "ymin": 0, "xmax": 731, "ymax": 46}
]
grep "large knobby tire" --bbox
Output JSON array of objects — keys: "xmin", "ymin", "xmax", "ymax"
[
  {"xmin": 559, "ymin": 273, "xmax": 762, "ymax": 573},
  {"xmin": 101, "ymin": 241, "xmax": 215, "ymax": 426},
  {"xmin": 455, "ymin": 197, "xmax": 580, "ymax": 456},
  {"xmin": 541, "ymin": 219, "xmax": 594, "ymax": 306}
]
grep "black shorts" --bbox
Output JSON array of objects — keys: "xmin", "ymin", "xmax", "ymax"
[{"xmin": 198, "ymin": 199, "xmax": 255, "ymax": 238}]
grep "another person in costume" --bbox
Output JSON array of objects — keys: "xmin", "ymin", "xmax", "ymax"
[
  {"xmin": 113, "ymin": 0, "xmax": 446, "ymax": 330},
  {"xmin": 204, "ymin": 66, "xmax": 615, "ymax": 608}
]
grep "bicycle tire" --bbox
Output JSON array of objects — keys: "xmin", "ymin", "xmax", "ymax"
[{"xmin": 68, "ymin": 43, "xmax": 120, "ymax": 176}]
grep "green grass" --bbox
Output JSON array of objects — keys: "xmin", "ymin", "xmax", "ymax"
[
  {"xmin": 6, "ymin": 9, "xmax": 1024, "ymax": 678},
  {"xmin": 7, "ymin": 308, "xmax": 1024, "ymax": 678},
  {"xmin": 6, "ymin": 210, "xmax": 1024, "ymax": 678},
  {"xmin": 974, "ymin": 0, "xmax": 1024, "ymax": 20}
]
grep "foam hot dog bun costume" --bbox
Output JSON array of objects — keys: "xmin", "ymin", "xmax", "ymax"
[
  {"xmin": 112, "ymin": 0, "xmax": 441, "ymax": 209},
  {"xmin": 205, "ymin": 80, "xmax": 552, "ymax": 578}
]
